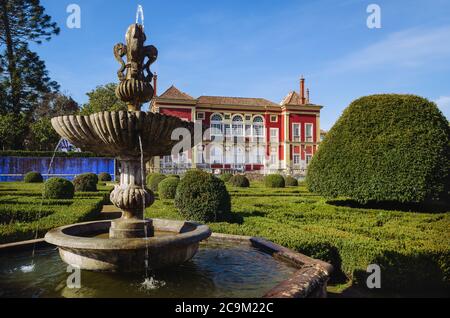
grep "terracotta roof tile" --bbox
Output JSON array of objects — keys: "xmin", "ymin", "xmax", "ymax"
[
  {"xmin": 280, "ymin": 91, "xmax": 302, "ymax": 105},
  {"xmin": 197, "ymin": 96, "xmax": 279, "ymax": 107},
  {"xmin": 158, "ymin": 85, "xmax": 195, "ymax": 100}
]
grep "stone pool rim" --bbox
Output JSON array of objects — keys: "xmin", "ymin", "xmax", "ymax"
[{"xmin": 0, "ymin": 231, "xmax": 333, "ymax": 298}]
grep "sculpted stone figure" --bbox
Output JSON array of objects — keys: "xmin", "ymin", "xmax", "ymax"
[{"xmin": 113, "ymin": 24, "xmax": 158, "ymax": 111}]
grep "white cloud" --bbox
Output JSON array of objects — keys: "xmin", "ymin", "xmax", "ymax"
[{"xmin": 327, "ymin": 26, "xmax": 450, "ymax": 73}]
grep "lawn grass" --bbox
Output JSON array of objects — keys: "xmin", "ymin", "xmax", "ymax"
[
  {"xmin": 0, "ymin": 182, "xmax": 112, "ymax": 244},
  {"xmin": 146, "ymin": 181, "xmax": 450, "ymax": 292}
]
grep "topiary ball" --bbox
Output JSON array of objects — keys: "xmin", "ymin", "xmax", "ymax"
[
  {"xmin": 229, "ymin": 174, "xmax": 250, "ymax": 187},
  {"xmin": 285, "ymin": 175, "xmax": 298, "ymax": 187},
  {"xmin": 147, "ymin": 173, "xmax": 167, "ymax": 192},
  {"xmin": 73, "ymin": 173, "xmax": 98, "ymax": 192},
  {"xmin": 24, "ymin": 171, "xmax": 43, "ymax": 183},
  {"xmin": 98, "ymin": 172, "xmax": 112, "ymax": 182},
  {"xmin": 175, "ymin": 169, "xmax": 231, "ymax": 222},
  {"xmin": 264, "ymin": 174, "xmax": 285, "ymax": 188},
  {"xmin": 219, "ymin": 173, "xmax": 233, "ymax": 182},
  {"xmin": 158, "ymin": 177, "xmax": 180, "ymax": 199},
  {"xmin": 44, "ymin": 177, "xmax": 74, "ymax": 199},
  {"xmin": 306, "ymin": 94, "xmax": 450, "ymax": 203}
]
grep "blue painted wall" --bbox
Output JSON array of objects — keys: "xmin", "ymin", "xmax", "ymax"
[{"xmin": 0, "ymin": 156, "xmax": 115, "ymax": 182}]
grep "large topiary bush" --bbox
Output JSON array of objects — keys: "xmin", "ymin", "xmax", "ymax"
[
  {"xmin": 44, "ymin": 177, "xmax": 74, "ymax": 199},
  {"xmin": 73, "ymin": 173, "xmax": 98, "ymax": 192},
  {"xmin": 158, "ymin": 177, "xmax": 180, "ymax": 199},
  {"xmin": 24, "ymin": 172, "xmax": 43, "ymax": 183},
  {"xmin": 264, "ymin": 174, "xmax": 285, "ymax": 188},
  {"xmin": 175, "ymin": 169, "xmax": 231, "ymax": 222},
  {"xmin": 98, "ymin": 172, "xmax": 112, "ymax": 182},
  {"xmin": 229, "ymin": 174, "xmax": 250, "ymax": 187},
  {"xmin": 147, "ymin": 173, "xmax": 167, "ymax": 192},
  {"xmin": 307, "ymin": 94, "xmax": 450, "ymax": 203},
  {"xmin": 285, "ymin": 175, "xmax": 298, "ymax": 187}
]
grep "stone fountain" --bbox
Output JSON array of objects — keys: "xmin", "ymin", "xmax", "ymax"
[{"xmin": 44, "ymin": 22, "xmax": 211, "ymax": 271}]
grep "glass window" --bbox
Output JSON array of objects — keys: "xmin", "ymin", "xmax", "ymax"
[
  {"xmin": 292, "ymin": 123, "xmax": 301, "ymax": 142},
  {"xmin": 270, "ymin": 128, "xmax": 278, "ymax": 142},
  {"xmin": 305, "ymin": 124, "xmax": 313, "ymax": 142},
  {"xmin": 306, "ymin": 154, "xmax": 312, "ymax": 165},
  {"xmin": 232, "ymin": 115, "xmax": 244, "ymax": 136},
  {"xmin": 253, "ymin": 116, "xmax": 264, "ymax": 137},
  {"xmin": 293, "ymin": 154, "xmax": 300, "ymax": 165},
  {"xmin": 210, "ymin": 114, "xmax": 223, "ymax": 136}
]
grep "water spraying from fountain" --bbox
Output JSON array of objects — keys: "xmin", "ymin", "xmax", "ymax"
[
  {"xmin": 136, "ymin": 5, "xmax": 144, "ymax": 28},
  {"xmin": 29, "ymin": 137, "xmax": 65, "ymax": 269}
]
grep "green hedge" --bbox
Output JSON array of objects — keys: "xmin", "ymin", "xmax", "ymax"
[
  {"xmin": 307, "ymin": 94, "xmax": 450, "ymax": 203},
  {"xmin": 24, "ymin": 172, "xmax": 43, "ymax": 183},
  {"xmin": 98, "ymin": 172, "xmax": 112, "ymax": 182},
  {"xmin": 147, "ymin": 173, "xmax": 167, "ymax": 192},
  {"xmin": 264, "ymin": 174, "xmax": 285, "ymax": 188},
  {"xmin": 0, "ymin": 198, "xmax": 103, "ymax": 244},
  {"xmin": 219, "ymin": 173, "xmax": 233, "ymax": 182},
  {"xmin": 73, "ymin": 173, "xmax": 98, "ymax": 192},
  {"xmin": 229, "ymin": 175, "xmax": 250, "ymax": 187},
  {"xmin": 285, "ymin": 176, "xmax": 299, "ymax": 187},
  {"xmin": 158, "ymin": 177, "xmax": 180, "ymax": 199},
  {"xmin": 175, "ymin": 170, "xmax": 231, "ymax": 222},
  {"xmin": 0, "ymin": 150, "xmax": 109, "ymax": 157},
  {"xmin": 44, "ymin": 178, "xmax": 74, "ymax": 199}
]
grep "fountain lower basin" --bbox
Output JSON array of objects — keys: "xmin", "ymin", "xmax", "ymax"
[{"xmin": 44, "ymin": 219, "xmax": 211, "ymax": 272}]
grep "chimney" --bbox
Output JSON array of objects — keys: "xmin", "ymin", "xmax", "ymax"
[
  {"xmin": 153, "ymin": 72, "xmax": 158, "ymax": 98},
  {"xmin": 300, "ymin": 75, "xmax": 305, "ymax": 104},
  {"xmin": 306, "ymin": 88, "xmax": 310, "ymax": 104}
]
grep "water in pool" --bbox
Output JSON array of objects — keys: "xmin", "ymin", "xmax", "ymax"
[{"xmin": 0, "ymin": 241, "xmax": 297, "ymax": 298}]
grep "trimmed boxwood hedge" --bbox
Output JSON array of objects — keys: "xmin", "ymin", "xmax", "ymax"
[
  {"xmin": 146, "ymin": 173, "xmax": 167, "ymax": 192},
  {"xmin": 44, "ymin": 177, "xmax": 74, "ymax": 199},
  {"xmin": 264, "ymin": 174, "xmax": 285, "ymax": 188},
  {"xmin": 24, "ymin": 172, "xmax": 43, "ymax": 183},
  {"xmin": 158, "ymin": 177, "xmax": 180, "ymax": 199},
  {"xmin": 229, "ymin": 175, "xmax": 250, "ymax": 187},
  {"xmin": 285, "ymin": 175, "xmax": 298, "ymax": 187},
  {"xmin": 98, "ymin": 172, "xmax": 112, "ymax": 182},
  {"xmin": 73, "ymin": 173, "xmax": 98, "ymax": 192},
  {"xmin": 175, "ymin": 169, "xmax": 231, "ymax": 222},
  {"xmin": 307, "ymin": 94, "xmax": 450, "ymax": 204},
  {"xmin": 219, "ymin": 173, "xmax": 233, "ymax": 182}
]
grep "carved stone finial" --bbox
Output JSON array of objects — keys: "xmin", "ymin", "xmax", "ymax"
[{"xmin": 114, "ymin": 23, "xmax": 158, "ymax": 111}]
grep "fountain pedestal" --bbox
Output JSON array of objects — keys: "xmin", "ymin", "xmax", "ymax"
[{"xmin": 109, "ymin": 159, "xmax": 154, "ymax": 238}]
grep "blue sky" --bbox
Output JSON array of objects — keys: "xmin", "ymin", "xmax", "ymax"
[{"xmin": 35, "ymin": 0, "xmax": 450, "ymax": 130}]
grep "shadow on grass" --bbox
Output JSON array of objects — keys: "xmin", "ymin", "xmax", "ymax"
[{"xmin": 327, "ymin": 199, "xmax": 450, "ymax": 213}]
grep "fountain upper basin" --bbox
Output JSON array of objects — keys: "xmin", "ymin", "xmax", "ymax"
[
  {"xmin": 51, "ymin": 111, "xmax": 194, "ymax": 159},
  {"xmin": 44, "ymin": 219, "xmax": 212, "ymax": 272}
]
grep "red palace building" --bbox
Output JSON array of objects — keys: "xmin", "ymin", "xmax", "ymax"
[{"xmin": 150, "ymin": 76, "xmax": 323, "ymax": 175}]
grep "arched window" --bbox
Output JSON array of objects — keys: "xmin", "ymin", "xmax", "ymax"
[
  {"xmin": 210, "ymin": 114, "xmax": 223, "ymax": 136},
  {"xmin": 232, "ymin": 146, "xmax": 245, "ymax": 164},
  {"xmin": 253, "ymin": 116, "xmax": 264, "ymax": 137},
  {"xmin": 252, "ymin": 146, "xmax": 265, "ymax": 164},
  {"xmin": 232, "ymin": 115, "xmax": 243, "ymax": 136}
]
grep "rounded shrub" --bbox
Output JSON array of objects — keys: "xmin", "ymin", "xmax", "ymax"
[
  {"xmin": 264, "ymin": 174, "xmax": 285, "ymax": 188},
  {"xmin": 44, "ymin": 177, "xmax": 74, "ymax": 199},
  {"xmin": 147, "ymin": 173, "xmax": 167, "ymax": 192},
  {"xmin": 24, "ymin": 171, "xmax": 43, "ymax": 183},
  {"xmin": 285, "ymin": 175, "xmax": 298, "ymax": 187},
  {"xmin": 158, "ymin": 177, "xmax": 180, "ymax": 199},
  {"xmin": 98, "ymin": 172, "xmax": 112, "ymax": 182},
  {"xmin": 175, "ymin": 169, "xmax": 231, "ymax": 222},
  {"xmin": 73, "ymin": 173, "xmax": 98, "ymax": 192},
  {"xmin": 229, "ymin": 174, "xmax": 250, "ymax": 187},
  {"xmin": 219, "ymin": 173, "xmax": 233, "ymax": 182},
  {"xmin": 307, "ymin": 94, "xmax": 450, "ymax": 203}
]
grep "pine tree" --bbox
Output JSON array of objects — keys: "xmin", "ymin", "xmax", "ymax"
[{"xmin": 0, "ymin": 0, "xmax": 60, "ymax": 115}]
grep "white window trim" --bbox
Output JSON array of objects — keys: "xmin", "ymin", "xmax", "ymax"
[
  {"xmin": 305, "ymin": 123, "xmax": 314, "ymax": 142},
  {"xmin": 292, "ymin": 123, "xmax": 301, "ymax": 142},
  {"xmin": 293, "ymin": 154, "xmax": 301, "ymax": 165},
  {"xmin": 270, "ymin": 128, "xmax": 279, "ymax": 142},
  {"xmin": 196, "ymin": 112, "xmax": 205, "ymax": 120},
  {"xmin": 270, "ymin": 115, "xmax": 278, "ymax": 123}
]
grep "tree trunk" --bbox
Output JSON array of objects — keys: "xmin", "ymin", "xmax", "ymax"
[{"xmin": 1, "ymin": 0, "xmax": 20, "ymax": 114}]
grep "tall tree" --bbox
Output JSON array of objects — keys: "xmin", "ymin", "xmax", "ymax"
[
  {"xmin": 0, "ymin": 0, "xmax": 60, "ymax": 115},
  {"xmin": 80, "ymin": 83, "xmax": 127, "ymax": 115},
  {"xmin": 34, "ymin": 92, "xmax": 79, "ymax": 120}
]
